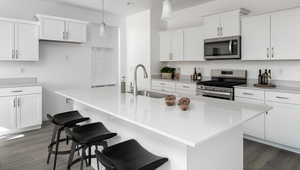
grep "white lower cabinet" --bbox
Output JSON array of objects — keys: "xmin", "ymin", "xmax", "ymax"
[
  {"xmin": 236, "ymin": 97, "xmax": 265, "ymax": 139},
  {"xmin": 151, "ymin": 80, "xmax": 196, "ymax": 96},
  {"xmin": 18, "ymin": 94, "xmax": 42, "ymax": 128},
  {"xmin": 266, "ymin": 101, "xmax": 300, "ymax": 149},
  {"xmin": 236, "ymin": 87, "xmax": 300, "ymax": 151},
  {"xmin": 0, "ymin": 96, "xmax": 17, "ymax": 132},
  {"xmin": 0, "ymin": 86, "xmax": 42, "ymax": 135}
]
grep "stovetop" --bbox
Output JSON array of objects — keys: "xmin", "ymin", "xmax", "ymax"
[{"xmin": 197, "ymin": 80, "xmax": 246, "ymax": 88}]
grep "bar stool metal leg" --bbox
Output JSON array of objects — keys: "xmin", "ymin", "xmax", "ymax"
[
  {"xmin": 67, "ymin": 142, "xmax": 77, "ymax": 170},
  {"xmin": 53, "ymin": 127, "xmax": 62, "ymax": 170},
  {"xmin": 47, "ymin": 125, "xmax": 58, "ymax": 164}
]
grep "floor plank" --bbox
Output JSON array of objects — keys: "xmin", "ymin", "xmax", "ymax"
[{"xmin": 1, "ymin": 123, "xmax": 300, "ymax": 170}]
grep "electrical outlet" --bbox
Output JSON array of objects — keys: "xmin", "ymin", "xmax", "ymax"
[{"xmin": 20, "ymin": 68, "xmax": 24, "ymax": 73}]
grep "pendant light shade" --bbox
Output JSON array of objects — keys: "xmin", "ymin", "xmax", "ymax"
[
  {"xmin": 99, "ymin": 22, "xmax": 106, "ymax": 37},
  {"xmin": 100, "ymin": 0, "xmax": 106, "ymax": 36},
  {"xmin": 161, "ymin": 0, "xmax": 173, "ymax": 20}
]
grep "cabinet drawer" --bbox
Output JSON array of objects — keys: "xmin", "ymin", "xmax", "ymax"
[
  {"xmin": 0, "ymin": 86, "xmax": 42, "ymax": 96},
  {"xmin": 176, "ymin": 83, "xmax": 196, "ymax": 95},
  {"xmin": 266, "ymin": 91, "xmax": 300, "ymax": 105},
  {"xmin": 235, "ymin": 88, "xmax": 265, "ymax": 100},
  {"xmin": 152, "ymin": 80, "xmax": 175, "ymax": 89}
]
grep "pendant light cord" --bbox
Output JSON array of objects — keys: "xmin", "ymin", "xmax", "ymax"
[{"xmin": 102, "ymin": 0, "xmax": 105, "ymax": 23}]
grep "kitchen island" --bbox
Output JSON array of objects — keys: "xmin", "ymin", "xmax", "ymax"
[{"xmin": 56, "ymin": 87, "xmax": 271, "ymax": 170}]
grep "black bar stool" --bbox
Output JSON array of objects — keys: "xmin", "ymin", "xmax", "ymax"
[
  {"xmin": 47, "ymin": 111, "xmax": 90, "ymax": 170},
  {"xmin": 65, "ymin": 122, "xmax": 117, "ymax": 170},
  {"xmin": 95, "ymin": 139, "xmax": 168, "ymax": 170}
]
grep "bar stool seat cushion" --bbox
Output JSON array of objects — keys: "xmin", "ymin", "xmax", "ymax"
[
  {"xmin": 70, "ymin": 122, "xmax": 117, "ymax": 144},
  {"xmin": 100, "ymin": 139, "xmax": 168, "ymax": 170},
  {"xmin": 51, "ymin": 111, "xmax": 89, "ymax": 127}
]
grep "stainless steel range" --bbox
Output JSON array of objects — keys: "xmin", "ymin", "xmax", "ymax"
[{"xmin": 197, "ymin": 69, "xmax": 247, "ymax": 100}]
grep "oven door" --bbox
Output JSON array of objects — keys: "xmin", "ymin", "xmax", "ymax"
[{"xmin": 204, "ymin": 36, "xmax": 241, "ymax": 60}]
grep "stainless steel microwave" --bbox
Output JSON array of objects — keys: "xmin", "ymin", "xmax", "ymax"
[{"xmin": 204, "ymin": 36, "xmax": 241, "ymax": 60}]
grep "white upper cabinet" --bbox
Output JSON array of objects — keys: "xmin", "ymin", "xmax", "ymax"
[
  {"xmin": 242, "ymin": 15, "xmax": 271, "ymax": 60},
  {"xmin": 271, "ymin": 8, "xmax": 300, "ymax": 60},
  {"xmin": 221, "ymin": 10, "xmax": 241, "ymax": 37},
  {"xmin": 0, "ymin": 18, "xmax": 39, "ymax": 61},
  {"xmin": 160, "ymin": 27, "xmax": 204, "ymax": 61},
  {"xmin": 242, "ymin": 8, "xmax": 300, "ymax": 61},
  {"xmin": 159, "ymin": 31, "xmax": 171, "ymax": 61},
  {"xmin": 203, "ymin": 9, "xmax": 247, "ymax": 39},
  {"xmin": 39, "ymin": 18, "xmax": 65, "ymax": 41},
  {"xmin": 170, "ymin": 30, "xmax": 184, "ymax": 60},
  {"xmin": 36, "ymin": 14, "xmax": 88, "ymax": 43},
  {"xmin": 184, "ymin": 27, "xmax": 204, "ymax": 61},
  {"xmin": 67, "ymin": 21, "xmax": 87, "ymax": 43},
  {"xmin": 15, "ymin": 23, "xmax": 39, "ymax": 61},
  {"xmin": 203, "ymin": 14, "xmax": 221, "ymax": 39},
  {"xmin": 0, "ymin": 20, "xmax": 14, "ymax": 60},
  {"xmin": 159, "ymin": 30, "xmax": 184, "ymax": 61}
]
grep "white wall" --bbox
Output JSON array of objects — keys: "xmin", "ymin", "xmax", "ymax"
[
  {"xmin": 0, "ymin": 0, "xmax": 125, "ymax": 119},
  {"xmin": 126, "ymin": 10, "xmax": 151, "ymax": 90},
  {"xmin": 161, "ymin": 0, "xmax": 300, "ymax": 81}
]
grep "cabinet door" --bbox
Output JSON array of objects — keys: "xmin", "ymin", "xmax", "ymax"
[
  {"xmin": 66, "ymin": 21, "xmax": 87, "ymax": 43},
  {"xmin": 160, "ymin": 31, "xmax": 171, "ymax": 61},
  {"xmin": 0, "ymin": 20, "xmax": 14, "ymax": 60},
  {"xmin": 271, "ymin": 9, "xmax": 300, "ymax": 60},
  {"xmin": 15, "ymin": 23, "xmax": 39, "ymax": 61},
  {"xmin": 242, "ymin": 15, "xmax": 271, "ymax": 60},
  {"xmin": 220, "ymin": 10, "xmax": 241, "ymax": 37},
  {"xmin": 203, "ymin": 14, "xmax": 220, "ymax": 39},
  {"xmin": 0, "ymin": 96, "xmax": 17, "ymax": 133},
  {"xmin": 40, "ymin": 18, "xmax": 65, "ymax": 41},
  {"xmin": 170, "ymin": 30, "xmax": 184, "ymax": 60},
  {"xmin": 266, "ymin": 101, "xmax": 300, "ymax": 148},
  {"xmin": 184, "ymin": 27, "xmax": 204, "ymax": 61},
  {"xmin": 18, "ymin": 94, "xmax": 42, "ymax": 129},
  {"xmin": 236, "ymin": 97, "xmax": 265, "ymax": 139}
]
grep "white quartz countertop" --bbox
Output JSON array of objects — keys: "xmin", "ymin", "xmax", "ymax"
[{"xmin": 56, "ymin": 87, "xmax": 271, "ymax": 147}]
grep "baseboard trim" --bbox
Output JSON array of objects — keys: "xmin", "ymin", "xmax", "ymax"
[{"xmin": 244, "ymin": 135, "xmax": 300, "ymax": 154}]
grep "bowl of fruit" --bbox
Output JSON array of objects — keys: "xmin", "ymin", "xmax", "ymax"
[
  {"xmin": 178, "ymin": 97, "xmax": 191, "ymax": 111},
  {"xmin": 165, "ymin": 95, "xmax": 176, "ymax": 106}
]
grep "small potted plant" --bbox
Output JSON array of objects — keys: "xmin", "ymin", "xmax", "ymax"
[{"xmin": 160, "ymin": 67, "xmax": 175, "ymax": 79}]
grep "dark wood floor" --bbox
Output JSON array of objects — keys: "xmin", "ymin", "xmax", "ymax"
[{"xmin": 0, "ymin": 123, "xmax": 300, "ymax": 170}]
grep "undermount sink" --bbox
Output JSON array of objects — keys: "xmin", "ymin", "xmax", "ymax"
[{"xmin": 137, "ymin": 90, "xmax": 168, "ymax": 99}]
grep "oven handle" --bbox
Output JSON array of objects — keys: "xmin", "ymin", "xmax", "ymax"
[
  {"xmin": 198, "ymin": 90, "xmax": 231, "ymax": 96},
  {"xmin": 229, "ymin": 40, "xmax": 232, "ymax": 54}
]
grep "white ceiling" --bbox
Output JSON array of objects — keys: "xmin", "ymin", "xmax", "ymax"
[{"xmin": 49, "ymin": 0, "xmax": 213, "ymax": 15}]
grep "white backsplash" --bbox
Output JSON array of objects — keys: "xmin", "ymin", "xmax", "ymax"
[{"xmin": 165, "ymin": 60, "xmax": 300, "ymax": 82}]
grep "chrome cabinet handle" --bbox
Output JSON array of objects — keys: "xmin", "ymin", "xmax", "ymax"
[
  {"xmin": 182, "ymin": 85, "xmax": 190, "ymax": 88},
  {"xmin": 267, "ymin": 48, "xmax": 270, "ymax": 58},
  {"xmin": 17, "ymin": 97, "xmax": 20, "ymax": 107},
  {"xmin": 243, "ymin": 92, "xmax": 253, "ymax": 95},
  {"xmin": 217, "ymin": 27, "xmax": 220, "ymax": 36},
  {"xmin": 12, "ymin": 49, "xmax": 15, "ymax": 59},
  {"xmin": 229, "ymin": 40, "xmax": 232, "ymax": 54},
  {"xmin": 63, "ymin": 32, "xmax": 66, "ymax": 40},
  {"xmin": 276, "ymin": 96, "xmax": 289, "ymax": 100},
  {"xmin": 220, "ymin": 27, "xmax": 223, "ymax": 36},
  {"xmin": 11, "ymin": 90, "xmax": 23, "ymax": 93},
  {"xmin": 13, "ymin": 97, "xmax": 17, "ymax": 108},
  {"xmin": 271, "ymin": 47, "xmax": 274, "ymax": 58},
  {"xmin": 15, "ymin": 50, "xmax": 19, "ymax": 59}
]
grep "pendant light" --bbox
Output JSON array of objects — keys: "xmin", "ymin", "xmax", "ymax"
[
  {"xmin": 99, "ymin": 0, "xmax": 106, "ymax": 36},
  {"xmin": 161, "ymin": 0, "xmax": 173, "ymax": 20}
]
